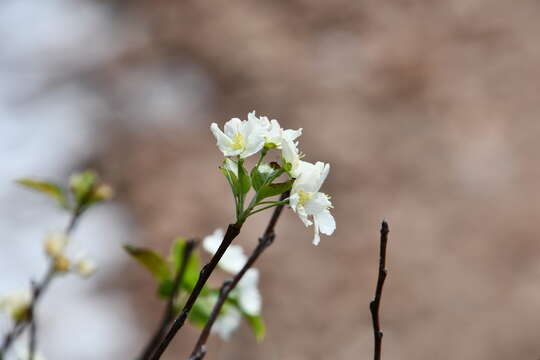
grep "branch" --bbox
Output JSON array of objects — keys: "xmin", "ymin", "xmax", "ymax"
[
  {"xmin": 0, "ymin": 206, "xmax": 84, "ymax": 356},
  {"xmin": 147, "ymin": 223, "xmax": 242, "ymax": 360},
  {"xmin": 369, "ymin": 221, "xmax": 390, "ymax": 360},
  {"xmin": 188, "ymin": 191, "xmax": 289, "ymax": 360},
  {"xmin": 139, "ymin": 239, "xmax": 198, "ymax": 360}
]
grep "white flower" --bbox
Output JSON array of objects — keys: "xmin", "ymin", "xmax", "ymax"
[
  {"xmin": 203, "ymin": 230, "xmax": 262, "ymax": 315},
  {"xmin": 16, "ymin": 346, "xmax": 46, "ymax": 360},
  {"xmin": 281, "ymin": 135, "xmax": 303, "ymax": 178},
  {"xmin": 289, "ymin": 161, "xmax": 336, "ymax": 245},
  {"xmin": 212, "ymin": 304, "xmax": 242, "ymax": 341},
  {"xmin": 256, "ymin": 115, "xmax": 302, "ymax": 148},
  {"xmin": 203, "ymin": 229, "xmax": 247, "ymax": 274},
  {"xmin": 257, "ymin": 163, "xmax": 274, "ymax": 175},
  {"xmin": 210, "ymin": 113, "xmax": 267, "ymax": 159},
  {"xmin": 236, "ymin": 269, "xmax": 261, "ymax": 315},
  {"xmin": 74, "ymin": 256, "xmax": 97, "ymax": 278},
  {"xmin": 44, "ymin": 232, "xmax": 68, "ymax": 257},
  {"xmin": 0, "ymin": 290, "xmax": 31, "ymax": 322}
]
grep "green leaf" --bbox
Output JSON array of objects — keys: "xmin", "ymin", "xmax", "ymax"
[
  {"xmin": 124, "ymin": 245, "xmax": 171, "ymax": 283},
  {"xmin": 256, "ymin": 180, "xmax": 293, "ymax": 202},
  {"xmin": 158, "ymin": 279, "xmax": 175, "ymax": 298},
  {"xmin": 250, "ymin": 167, "xmax": 265, "ymax": 191},
  {"xmin": 220, "ymin": 167, "xmax": 239, "ymax": 197},
  {"xmin": 189, "ymin": 296, "xmax": 215, "ymax": 327},
  {"xmin": 237, "ymin": 161, "xmax": 251, "ymax": 195},
  {"xmin": 169, "ymin": 237, "xmax": 202, "ymax": 292},
  {"xmin": 17, "ymin": 178, "xmax": 69, "ymax": 209},
  {"xmin": 244, "ymin": 314, "xmax": 266, "ymax": 342}
]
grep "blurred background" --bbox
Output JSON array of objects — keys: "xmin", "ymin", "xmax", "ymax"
[{"xmin": 1, "ymin": 0, "xmax": 540, "ymax": 359}]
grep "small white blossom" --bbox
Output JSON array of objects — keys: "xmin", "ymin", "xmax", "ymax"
[
  {"xmin": 236, "ymin": 269, "xmax": 262, "ymax": 315},
  {"xmin": 281, "ymin": 135, "xmax": 303, "ymax": 178},
  {"xmin": 203, "ymin": 230, "xmax": 263, "ymax": 315},
  {"xmin": 257, "ymin": 163, "xmax": 274, "ymax": 175},
  {"xmin": 256, "ymin": 115, "xmax": 302, "ymax": 148},
  {"xmin": 0, "ymin": 290, "xmax": 31, "ymax": 322},
  {"xmin": 289, "ymin": 161, "xmax": 336, "ymax": 245},
  {"xmin": 223, "ymin": 158, "xmax": 238, "ymax": 177},
  {"xmin": 210, "ymin": 113, "xmax": 267, "ymax": 159},
  {"xmin": 212, "ymin": 304, "xmax": 242, "ymax": 341},
  {"xmin": 44, "ymin": 232, "xmax": 68, "ymax": 257},
  {"xmin": 74, "ymin": 256, "xmax": 97, "ymax": 278},
  {"xmin": 203, "ymin": 229, "xmax": 247, "ymax": 274}
]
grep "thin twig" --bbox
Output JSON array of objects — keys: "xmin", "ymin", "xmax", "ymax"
[
  {"xmin": 139, "ymin": 239, "xmax": 198, "ymax": 360},
  {"xmin": 147, "ymin": 224, "xmax": 242, "ymax": 360},
  {"xmin": 369, "ymin": 221, "xmax": 390, "ymax": 360},
  {"xmin": 188, "ymin": 192, "xmax": 289, "ymax": 360},
  {"xmin": 28, "ymin": 282, "xmax": 38, "ymax": 360},
  {"xmin": 0, "ymin": 205, "xmax": 85, "ymax": 356}
]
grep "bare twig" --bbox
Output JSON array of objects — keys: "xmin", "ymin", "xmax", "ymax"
[
  {"xmin": 147, "ymin": 224, "xmax": 242, "ymax": 360},
  {"xmin": 28, "ymin": 282, "xmax": 38, "ymax": 360},
  {"xmin": 188, "ymin": 192, "xmax": 289, "ymax": 360},
  {"xmin": 369, "ymin": 221, "xmax": 390, "ymax": 360},
  {"xmin": 139, "ymin": 239, "xmax": 198, "ymax": 360}
]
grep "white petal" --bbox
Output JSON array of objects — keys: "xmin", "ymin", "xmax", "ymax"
[
  {"xmin": 212, "ymin": 306, "xmax": 242, "ymax": 341},
  {"xmin": 315, "ymin": 210, "xmax": 336, "ymax": 236},
  {"xmin": 202, "ymin": 228, "xmax": 225, "ymax": 255},
  {"xmin": 223, "ymin": 118, "xmax": 243, "ymax": 138},
  {"xmin": 219, "ymin": 244, "xmax": 247, "ymax": 274},
  {"xmin": 303, "ymin": 192, "xmax": 332, "ymax": 215},
  {"xmin": 223, "ymin": 158, "xmax": 238, "ymax": 177},
  {"xmin": 238, "ymin": 269, "xmax": 262, "ymax": 315},
  {"xmin": 282, "ymin": 127, "xmax": 302, "ymax": 142},
  {"xmin": 312, "ymin": 218, "xmax": 321, "ymax": 246},
  {"xmin": 210, "ymin": 123, "xmax": 233, "ymax": 155}
]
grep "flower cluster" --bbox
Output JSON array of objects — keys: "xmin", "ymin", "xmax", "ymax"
[
  {"xmin": 44, "ymin": 232, "xmax": 97, "ymax": 277},
  {"xmin": 203, "ymin": 229, "xmax": 262, "ymax": 339},
  {"xmin": 211, "ymin": 111, "xmax": 336, "ymax": 245}
]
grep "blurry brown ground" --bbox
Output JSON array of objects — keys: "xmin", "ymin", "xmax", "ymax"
[{"xmin": 96, "ymin": 1, "xmax": 540, "ymax": 359}]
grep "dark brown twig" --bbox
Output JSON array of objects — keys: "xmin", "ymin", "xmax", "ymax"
[
  {"xmin": 188, "ymin": 191, "xmax": 289, "ymax": 360},
  {"xmin": 369, "ymin": 221, "xmax": 390, "ymax": 360},
  {"xmin": 147, "ymin": 224, "xmax": 242, "ymax": 360},
  {"xmin": 139, "ymin": 239, "xmax": 198, "ymax": 360}
]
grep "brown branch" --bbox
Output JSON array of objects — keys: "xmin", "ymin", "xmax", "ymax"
[
  {"xmin": 147, "ymin": 223, "xmax": 242, "ymax": 360},
  {"xmin": 139, "ymin": 239, "xmax": 198, "ymax": 360},
  {"xmin": 188, "ymin": 192, "xmax": 289, "ymax": 360},
  {"xmin": 369, "ymin": 221, "xmax": 390, "ymax": 360}
]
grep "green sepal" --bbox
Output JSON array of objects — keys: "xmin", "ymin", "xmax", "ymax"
[{"xmin": 17, "ymin": 178, "xmax": 69, "ymax": 209}]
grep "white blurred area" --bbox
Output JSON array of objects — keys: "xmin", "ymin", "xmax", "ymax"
[{"xmin": 0, "ymin": 0, "xmax": 214, "ymax": 358}]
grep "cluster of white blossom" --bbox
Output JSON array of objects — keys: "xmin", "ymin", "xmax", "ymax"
[
  {"xmin": 203, "ymin": 229, "xmax": 261, "ymax": 340},
  {"xmin": 44, "ymin": 232, "xmax": 97, "ymax": 278},
  {"xmin": 211, "ymin": 111, "xmax": 336, "ymax": 245}
]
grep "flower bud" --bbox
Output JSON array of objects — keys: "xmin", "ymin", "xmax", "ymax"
[
  {"xmin": 0, "ymin": 290, "xmax": 31, "ymax": 323},
  {"xmin": 53, "ymin": 254, "xmax": 71, "ymax": 273},
  {"xmin": 75, "ymin": 258, "xmax": 97, "ymax": 278},
  {"xmin": 44, "ymin": 232, "xmax": 68, "ymax": 257}
]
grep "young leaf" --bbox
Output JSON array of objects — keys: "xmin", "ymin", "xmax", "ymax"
[
  {"xmin": 17, "ymin": 178, "xmax": 69, "ymax": 209},
  {"xmin": 169, "ymin": 237, "xmax": 201, "ymax": 292},
  {"xmin": 256, "ymin": 180, "xmax": 293, "ymax": 202},
  {"xmin": 69, "ymin": 171, "xmax": 98, "ymax": 205},
  {"xmin": 124, "ymin": 245, "xmax": 171, "ymax": 283},
  {"xmin": 237, "ymin": 161, "xmax": 251, "ymax": 195},
  {"xmin": 188, "ymin": 296, "xmax": 214, "ymax": 327},
  {"xmin": 250, "ymin": 167, "xmax": 265, "ymax": 191},
  {"xmin": 244, "ymin": 313, "xmax": 266, "ymax": 342},
  {"xmin": 220, "ymin": 167, "xmax": 239, "ymax": 197}
]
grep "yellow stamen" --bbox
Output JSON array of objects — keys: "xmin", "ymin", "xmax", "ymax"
[
  {"xmin": 231, "ymin": 133, "xmax": 245, "ymax": 150},
  {"xmin": 297, "ymin": 190, "xmax": 313, "ymax": 206}
]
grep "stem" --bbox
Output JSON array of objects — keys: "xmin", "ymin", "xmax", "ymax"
[
  {"xmin": 28, "ymin": 282, "xmax": 38, "ymax": 360},
  {"xmin": 147, "ymin": 223, "xmax": 243, "ymax": 360},
  {"xmin": 0, "ymin": 201, "xmax": 87, "ymax": 357},
  {"xmin": 188, "ymin": 192, "xmax": 289, "ymax": 360},
  {"xmin": 138, "ymin": 239, "xmax": 197, "ymax": 360},
  {"xmin": 248, "ymin": 200, "xmax": 288, "ymax": 217},
  {"xmin": 369, "ymin": 221, "xmax": 390, "ymax": 360}
]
